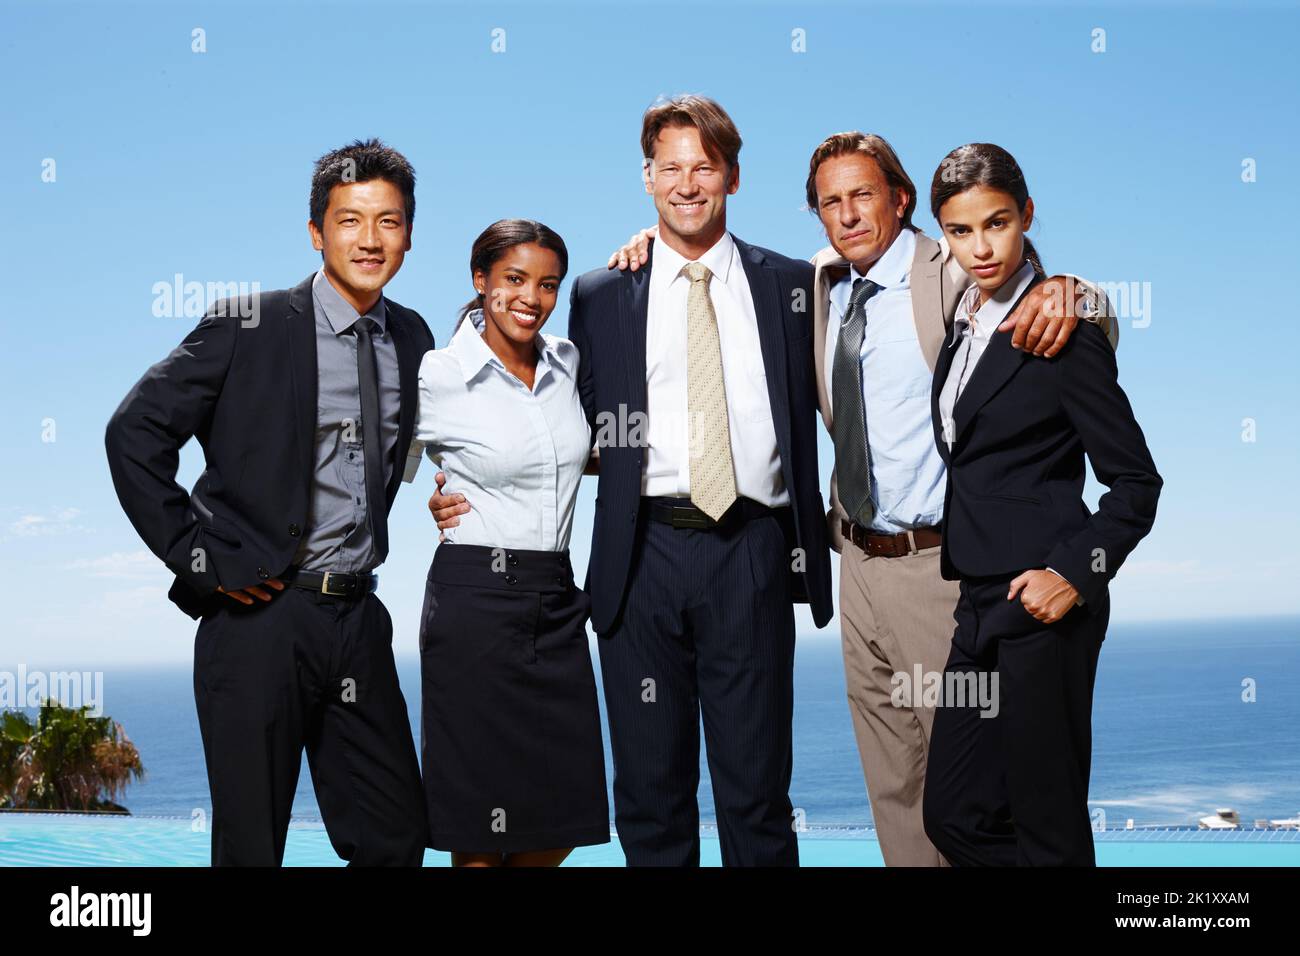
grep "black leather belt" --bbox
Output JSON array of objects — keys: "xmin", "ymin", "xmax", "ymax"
[
  {"xmin": 281, "ymin": 567, "xmax": 378, "ymax": 599},
  {"xmin": 646, "ymin": 496, "xmax": 784, "ymax": 531}
]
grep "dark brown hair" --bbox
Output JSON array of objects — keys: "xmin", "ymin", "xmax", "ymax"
[
  {"xmin": 457, "ymin": 219, "xmax": 569, "ymax": 328},
  {"xmin": 929, "ymin": 143, "xmax": 1044, "ymax": 276},
  {"xmin": 804, "ymin": 132, "xmax": 917, "ymax": 228},
  {"xmin": 640, "ymin": 94, "xmax": 742, "ymax": 172}
]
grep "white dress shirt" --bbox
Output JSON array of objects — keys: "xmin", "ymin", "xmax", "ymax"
[
  {"xmin": 410, "ymin": 309, "xmax": 591, "ymax": 552},
  {"xmin": 823, "ymin": 227, "xmax": 946, "ymax": 533},
  {"xmin": 642, "ymin": 231, "xmax": 788, "ymax": 506}
]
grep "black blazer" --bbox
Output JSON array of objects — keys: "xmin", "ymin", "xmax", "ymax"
[
  {"xmin": 105, "ymin": 273, "xmax": 435, "ymax": 619},
  {"xmin": 568, "ymin": 236, "xmax": 833, "ymax": 634},
  {"xmin": 930, "ymin": 275, "xmax": 1161, "ymax": 606}
]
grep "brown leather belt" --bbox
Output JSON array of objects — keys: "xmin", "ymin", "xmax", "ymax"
[{"xmin": 841, "ymin": 520, "xmax": 942, "ymax": 558}]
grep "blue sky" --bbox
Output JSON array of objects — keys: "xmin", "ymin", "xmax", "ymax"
[{"xmin": 2, "ymin": 0, "xmax": 1297, "ymax": 667}]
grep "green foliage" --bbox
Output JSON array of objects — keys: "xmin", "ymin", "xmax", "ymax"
[{"xmin": 0, "ymin": 701, "xmax": 144, "ymax": 812}]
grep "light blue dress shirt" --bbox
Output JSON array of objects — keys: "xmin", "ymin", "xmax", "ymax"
[
  {"xmin": 411, "ymin": 309, "xmax": 591, "ymax": 552},
  {"xmin": 824, "ymin": 228, "xmax": 947, "ymax": 533}
]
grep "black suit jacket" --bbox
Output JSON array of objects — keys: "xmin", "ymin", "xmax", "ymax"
[
  {"xmin": 105, "ymin": 273, "xmax": 435, "ymax": 619},
  {"xmin": 930, "ymin": 275, "xmax": 1161, "ymax": 606},
  {"xmin": 568, "ymin": 236, "xmax": 833, "ymax": 634}
]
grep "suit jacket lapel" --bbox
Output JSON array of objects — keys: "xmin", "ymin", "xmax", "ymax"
[
  {"xmin": 383, "ymin": 303, "xmax": 423, "ymax": 506},
  {"xmin": 811, "ymin": 245, "xmax": 848, "ymax": 431},
  {"xmin": 931, "ymin": 324, "xmax": 958, "ymax": 466},
  {"xmin": 910, "ymin": 231, "xmax": 948, "ymax": 373},
  {"xmin": 948, "ymin": 275, "xmax": 1043, "ymax": 449},
  {"xmin": 734, "ymin": 236, "xmax": 794, "ymax": 484},
  {"xmin": 622, "ymin": 241, "xmax": 652, "ymax": 418},
  {"xmin": 286, "ymin": 274, "xmax": 318, "ymax": 495}
]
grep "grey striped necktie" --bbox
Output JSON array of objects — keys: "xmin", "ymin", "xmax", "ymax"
[{"xmin": 831, "ymin": 277, "xmax": 882, "ymax": 524}]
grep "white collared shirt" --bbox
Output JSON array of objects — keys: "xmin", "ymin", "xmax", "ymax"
[
  {"xmin": 410, "ymin": 309, "xmax": 591, "ymax": 551},
  {"xmin": 642, "ymin": 231, "xmax": 788, "ymax": 505}
]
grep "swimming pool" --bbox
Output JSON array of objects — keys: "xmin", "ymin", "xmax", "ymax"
[{"xmin": 2, "ymin": 814, "xmax": 1297, "ymax": 866}]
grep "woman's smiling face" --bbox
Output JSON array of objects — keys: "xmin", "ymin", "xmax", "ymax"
[{"xmin": 474, "ymin": 242, "xmax": 563, "ymax": 347}]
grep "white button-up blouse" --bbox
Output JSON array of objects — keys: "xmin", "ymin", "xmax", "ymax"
[{"xmin": 409, "ymin": 308, "xmax": 591, "ymax": 552}]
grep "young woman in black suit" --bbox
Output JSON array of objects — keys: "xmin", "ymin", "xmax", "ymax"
[{"xmin": 921, "ymin": 143, "xmax": 1162, "ymax": 866}]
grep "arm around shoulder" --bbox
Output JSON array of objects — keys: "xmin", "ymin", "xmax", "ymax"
[{"xmin": 566, "ymin": 274, "xmax": 597, "ymax": 432}]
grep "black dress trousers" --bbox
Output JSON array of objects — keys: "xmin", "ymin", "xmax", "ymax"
[
  {"xmin": 419, "ymin": 543, "xmax": 610, "ymax": 854},
  {"xmin": 922, "ymin": 575, "xmax": 1108, "ymax": 866},
  {"xmin": 596, "ymin": 503, "xmax": 799, "ymax": 867},
  {"xmin": 192, "ymin": 587, "xmax": 427, "ymax": 866}
]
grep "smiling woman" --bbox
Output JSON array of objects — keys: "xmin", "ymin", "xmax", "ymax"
[
  {"xmin": 408, "ymin": 217, "xmax": 609, "ymax": 868},
  {"xmin": 455, "ymin": 218, "xmax": 570, "ymax": 390}
]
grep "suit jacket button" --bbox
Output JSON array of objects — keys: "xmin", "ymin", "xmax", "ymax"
[
  {"xmin": 288, "ymin": 524, "xmax": 301, "ymax": 537},
  {"xmin": 257, "ymin": 567, "xmax": 270, "ymax": 579}
]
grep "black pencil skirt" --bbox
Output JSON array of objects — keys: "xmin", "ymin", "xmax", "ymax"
[{"xmin": 418, "ymin": 543, "xmax": 610, "ymax": 854}]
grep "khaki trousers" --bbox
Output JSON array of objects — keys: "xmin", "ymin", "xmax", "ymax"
[{"xmin": 839, "ymin": 541, "xmax": 961, "ymax": 866}]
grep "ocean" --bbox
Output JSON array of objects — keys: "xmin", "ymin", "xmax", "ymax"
[{"xmin": 19, "ymin": 615, "xmax": 1300, "ymax": 829}]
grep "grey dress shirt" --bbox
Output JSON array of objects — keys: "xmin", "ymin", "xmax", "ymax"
[{"xmin": 292, "ymin": 268, "xmax": 402, "ymax": 573}]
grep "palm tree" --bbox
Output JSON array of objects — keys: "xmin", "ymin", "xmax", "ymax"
[{"xmin": 0, "ymin": 701, "xmax": 144, "ymax": 812}]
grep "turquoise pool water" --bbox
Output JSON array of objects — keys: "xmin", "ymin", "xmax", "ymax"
[{"xmin": 3, "ymin": 815, "xmax": 1298, "ymax": 866}]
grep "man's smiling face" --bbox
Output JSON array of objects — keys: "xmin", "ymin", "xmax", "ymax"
[
  {"xmin": 308, "ymin": 178, "xmax": 412, "ymax": 311},
  {"xmin": 645, "ymin": 124, "xmax": 737, "ymax": 251}
]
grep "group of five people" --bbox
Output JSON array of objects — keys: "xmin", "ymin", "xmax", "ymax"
[{"xmin": 106, "ymin": 94, "xmax": 1161, "ymax": 868}]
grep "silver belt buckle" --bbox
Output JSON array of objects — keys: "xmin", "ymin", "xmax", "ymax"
[{"xmin": 320, "ymin": 571, "xmax": 350, "ymax": 596}]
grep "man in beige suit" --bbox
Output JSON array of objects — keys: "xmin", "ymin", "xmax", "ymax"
[
  {"xmin": 568, "ymin": 130, "xmax": 1115, "ymax": 866},
  {"xmin": 806, "ymin": 132, "xmax": 1113, "ymax": 866}
]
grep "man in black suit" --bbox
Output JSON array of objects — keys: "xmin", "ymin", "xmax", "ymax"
[
  {"xmin": 574, "ymin": 95, "xmax": 832, "ymax": 865},
  {"xmin": 105, "ymin": 139, "xmax": 433, "ymax": 866},
  {"xmin": 575, "ymin": 95, "xmax": 831, "ymax": 866}
]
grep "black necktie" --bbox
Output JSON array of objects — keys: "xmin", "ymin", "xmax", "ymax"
[
  {"xmin": 830, "ymin": 277, "xmax": 882, "ymax": 523},
  {"xmin": 354, "ymin": 317, "xmax": 388, "ymax": 563}
]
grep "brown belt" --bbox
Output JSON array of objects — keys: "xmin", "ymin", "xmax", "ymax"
[{"xmin": 841, "ymin": 520, "xmax": 942, "ymax": 558}]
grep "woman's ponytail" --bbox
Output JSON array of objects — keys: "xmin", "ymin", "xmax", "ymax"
[{"xmin": 1023, "ymin": 237, "xmax": 1045, "ymax": 277}]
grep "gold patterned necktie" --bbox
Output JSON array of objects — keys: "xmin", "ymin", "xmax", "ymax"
[{"xmin": 684, "ymin": 261, "xmax": 738, "ymax": 521}]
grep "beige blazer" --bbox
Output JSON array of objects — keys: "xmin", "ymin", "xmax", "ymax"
[{"xmin": 810, "ymin": 228, "xmax": 1114, "ymax": 553}]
